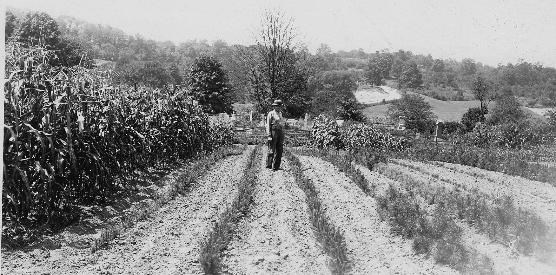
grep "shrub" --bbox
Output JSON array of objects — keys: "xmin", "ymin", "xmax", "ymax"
[
  {"xmin": 340, "ymin": 123, "xmax": 408, "ymax": 152},
  {"xmin": 461, "ymin": 107, "xmax": 485, "ymax": 132},
  {"xmin": 440, "ymin": 121, "xmax": 464, "ymax": 137},
  {"xmin": 188, "ymin": 55, "xmax": 233, "ymax": 114},
  {"xmin": 336, "ymin": 97, "xmax": 366, "ymax": 122},
  {"xmin": 311, "ymin": 115, "xmax": 343, "ymax": 149},
  {"xmin": 388, "ymin": 94, "xmax": 436, "ymax": 133},
  {"xmin": 487, "ymin": 92, "xmax": 525, "ymax": 125},
  {"xmin": 464, "ymin": 121, "xmax": 544, "ymax": 149}
]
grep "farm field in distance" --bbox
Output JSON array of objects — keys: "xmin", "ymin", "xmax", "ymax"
[{"xmin": 358, "ymin": 86, "xmax": 548, "ymax": 123}]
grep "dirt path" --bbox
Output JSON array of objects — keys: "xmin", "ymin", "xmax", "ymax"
[
  {"xmin": 2, "ymin": 147, "xmax": 253, "ymax": 275},
  {"xmin": 222, "ymin": 153, "xmax": 329, "ymax": 274},
  {"xmin": 355, "ymin": 162, "xmax": 556, "ymax": 274},
  {"xmin": 297, "ymin": 155, "xmax": 456, "ymax": 274}
]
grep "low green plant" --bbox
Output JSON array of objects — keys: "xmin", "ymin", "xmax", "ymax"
[
  {"xmin": 297, "ymin": 148, "xmax": 492, "ymax": 273},
  {"xmin": 199, "ymin": 146, "xmax": 260, "ymax": 274},
  {"xmin": 382, "ymin": 160, "xmax": 550, "ymax": 256},
  {"xmin": 400, "ymin": 140, "xmax": 556, "ymax": 185},
  {"xmin": 90, "ymin": 145, "xmax": 246, "ymax": 253},
  {"xmin": 285, "ymin": 150, "xmax": 351, "ymax": 274}
]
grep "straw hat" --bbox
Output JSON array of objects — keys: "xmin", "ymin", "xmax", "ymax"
[{"xmin": 271, "ymin": 99, "xmax": 283, "ymax": 106}]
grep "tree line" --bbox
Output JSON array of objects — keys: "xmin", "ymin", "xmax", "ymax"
[{"xmin": 6, "ymin": 8, "xmax": 556, "ymax": 120}]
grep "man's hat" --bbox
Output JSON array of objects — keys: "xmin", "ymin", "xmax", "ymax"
[{"xmin": 271, "ymin": 99, "xmax": 283, "ymax": 106}]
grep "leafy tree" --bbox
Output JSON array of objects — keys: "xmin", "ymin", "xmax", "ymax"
[
  {"xmin": 141, "ymin": 61, "xmax": 172, "ymax": 88},
  {"xmin": 398, "ymin": 61, "xmax": 423, "ymax": 88},
  {"xmin": 169, "ymin": 63, "xmax": 184, "ymax": 86},
  {"xmin": 461, "ymin": 58, "xmax": 477, "ymax": 75},
  {"xmin": 308, "ymin": 70, "xmax": 357, "ymax": 94},
  {"xmin": 316, "ymin": 43, "xmax": 332, "ymax": 56},
  {"xmin": 114, "ymin": 62, "xmax": 144, "ymax": 91},
  {"xmin": 114, "ymin": 61, "xmax": 171, "ymax": 90},
  {"xmin": 431, "ymin": 59, "xmax": 445, "ymax": 72},
  {"xmin": 337, "ymin": 97, "xmax": 365, "ymax": 122},
  {"xmin": 488, "ymin": 90, "xmax": 525, "ymax": 125},
  {"xmin": 365, "ymin": 61, "xmax": 383, "ymax": 86},
  {"xmin": 5, "ymin": 10, "xmax": 18, "ymax": 38},
  {"xmin": 461, "ymin": 107, "xmax": 486, "ymax": 131},
  {"xmin": 390, "ymin": 58, "xmax": 405, "ymax": 79},
  {"xmin": 388, "ymin": 93, "xmax": 436, "ymax": 133},
  {"xmin": 54, "ymin": 36, "xmax": 94, "ymax": 67},
  {"xmin": 390, "ymin": 50, "xmax": 412, "ymax": 78},
  {"xmin": 188, "ymin": 55, "xmax": 233, "ymax": 114},
  {"xmin": 547, "ymin": 108, "xmax": 556, "ymax": 130},
  {"xmin": 472, "ymin": 75, "xmax": 491, "ymax": 117},
  {"xmin": 275, "ymin": 66, "xmax": 311, "ymax": 117},
  {"xmin": 365, "ymin": 51, "xmax": 392, "ymax": 85},
  {"xmin": 16, "ymin": 12, "xmax": 60, "ymax": 48}
]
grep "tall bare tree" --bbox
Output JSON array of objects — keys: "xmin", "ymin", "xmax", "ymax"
[{"xmin": 256, "ymin": 10, "xmax": 297, "ymax": 100}]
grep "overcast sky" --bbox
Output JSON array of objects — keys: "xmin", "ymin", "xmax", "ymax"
[{"xmin": 6, "ymin": 0, "xmax": 556, "ymax": 67}]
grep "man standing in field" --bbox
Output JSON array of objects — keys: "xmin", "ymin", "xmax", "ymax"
[{"xmin": 266, "ymin": 99, "xmax": 285, "ymax": 171}]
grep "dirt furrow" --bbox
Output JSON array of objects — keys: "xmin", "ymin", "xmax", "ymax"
[
  {"xmin": 355, "ymin": 162, "xmax": 556, "ymax": 274},
  {"xmin": 6, "ymin": 146, "xmax": 253, "ymax": 275},
  {"xmin": 297, "ymin": 155, "xmax": 456, "ymax": 274},
  {"xmin": 101, "ymin": 146, "xmax": 254, "ymax": 274},
  {"xmin": 394, "ymin": 159, "xmax": 556, "ymax": 228},
  {"xmin": 222, "ymin": 154, "xmax": 329, "ymax": 274}
]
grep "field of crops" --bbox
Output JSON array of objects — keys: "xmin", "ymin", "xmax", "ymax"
[
  {"xmin": 2, "ymin": 43, "xmax": 234, "ymax": 246},
  {"xmin": 4, "ymin": 102, "xmax": 556, "ymax": 274}
]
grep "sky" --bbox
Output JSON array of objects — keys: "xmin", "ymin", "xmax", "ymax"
[{"xmin": 5, "ymin": 0, "xmax": 556, "ymax": 67}]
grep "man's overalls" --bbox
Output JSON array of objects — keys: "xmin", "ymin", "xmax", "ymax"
[{"xmin": 266, "ymin": 112, "xmax": 284, "ymax": 170}]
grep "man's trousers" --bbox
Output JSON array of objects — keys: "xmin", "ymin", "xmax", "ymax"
[{"xmin": 266, "ymin": 127, "xmax": 284, "ymax": 170}]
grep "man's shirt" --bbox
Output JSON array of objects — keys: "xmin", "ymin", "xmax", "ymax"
[{"xmin": 266, "ymin": 109, "xmax": 285, "ymax": 136}]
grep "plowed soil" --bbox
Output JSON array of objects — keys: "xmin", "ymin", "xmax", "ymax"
[
  {"xmin": 222, "ymin": 154, "xmax": 329, "ymax": 274},
  {"xmin": 297, "ymin": 155, "xmax": 456, "ymax": 274},
  {"xmin": 355, "ymin": 162, "xmax": 556, "ymax": 275},
  {"xmin": 2, "ymin": 147, "xmax": 254, "ymax": 275},
  {"xmin": 3, "ymin": 148, "xmax": 556, "ymax": 275}
]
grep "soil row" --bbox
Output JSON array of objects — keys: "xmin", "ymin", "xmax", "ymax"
[
  {"xmin": 221, "ymin": 153, "xmax": 329, "ymax": 274},
  {"xmin": 2, "ymin": 147, "xmax": 254, "ymax": 275},
  {"xmin": 297, "ymin": 155, "xmax": 455, "ymax": 274},
  {"xmin": 357, "ymin": 160, "xmax": 556, "ymax": 274}
]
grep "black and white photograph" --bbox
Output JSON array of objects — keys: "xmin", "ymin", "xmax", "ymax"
[{"xmin": 2, "ymin": 0, "xmax": 556, "ymax": 274}]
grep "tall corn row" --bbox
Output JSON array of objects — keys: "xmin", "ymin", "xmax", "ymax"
[{"xmin": 3, "ymin": 42, "xmax": 233, "ymax": 228}]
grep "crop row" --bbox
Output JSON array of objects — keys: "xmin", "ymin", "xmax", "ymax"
[
  {"xmin": 377, "ymin": 161, "xmax": 549, "ymax": 255},
  {"xmin": 3, "ymin": 43, "xmax": 234, "ymax": 231},
  {"xmin": 199, "ymin": 146, "xmax": 260, "ymax": 274},
  {"xmin": 401, "ymin": 140, "xmax": 556, "ymax": 185},
  {"xmin": 291, "ymin": 148, "xmax": 486, "ymax": 272}
]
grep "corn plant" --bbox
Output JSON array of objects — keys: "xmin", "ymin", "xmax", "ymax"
[{"xmin": 3, "ymin": 42, "xmax": 234, "ymax": 239}]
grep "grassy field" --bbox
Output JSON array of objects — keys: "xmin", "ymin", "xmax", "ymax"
[{"xmin": 361, "ymin": 91, "xmax": 488, "ymax": 122}]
